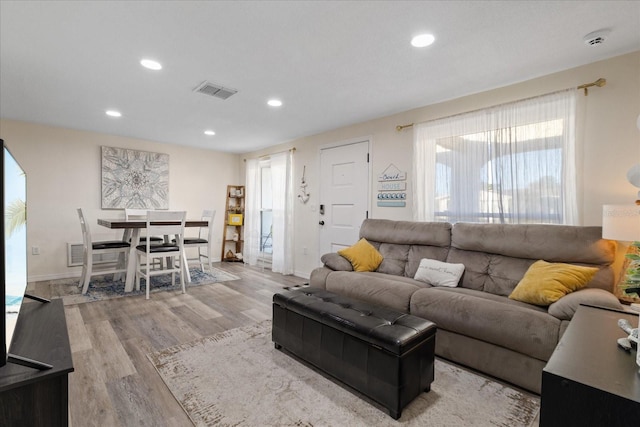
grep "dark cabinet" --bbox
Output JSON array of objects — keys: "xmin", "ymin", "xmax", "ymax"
[
  {"xmin": 0, "ymin": 299, "xmax": 74, "ymax": 426},
  {"xmin": 541, "ymin": 305, "xmax": 640, "ymax": 426}
]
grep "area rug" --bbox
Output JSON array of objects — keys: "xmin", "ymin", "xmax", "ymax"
[
  {"xmin": 48, "ymin": 267, "xmax": 240, "ymax": 305},
  {"xmin": 148, "ymin": 321, "xmax": 540, "ymax": 426}
]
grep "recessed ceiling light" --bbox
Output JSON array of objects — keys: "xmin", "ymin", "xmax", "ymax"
[
  {"xmin": 140, "ymin": 59, "xmax": 162, "ymax": 70},
  {"xmin": 105, "ymin": 110, "xmax": 122, "ymax": 117},
  {"xmin": 268, "ymin": 99, "xmax": 283, "ymax": 107},
  {"xmin": 204, "ymin": 130, "xmax": 216, "ymax": 136},
  {"xmin": 411, "ymin": 34, "xmax": 435, "ymax": 48}
]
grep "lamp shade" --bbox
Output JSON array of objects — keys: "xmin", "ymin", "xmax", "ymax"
[{"xmin": 602, "ymin": 204, "xmax": 640, "ymax": 241}]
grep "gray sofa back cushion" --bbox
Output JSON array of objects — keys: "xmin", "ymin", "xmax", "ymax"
[
  {"xmin": 446, "ymin": 248, "xmax": 533, "ymax": 295},
  {"xmin": 450, "ymin": 223, "xmax": 617, "ymax": 295},
  {"xmin": 360, "ymin": 219, "xmax": 451, "ymax": 278}
]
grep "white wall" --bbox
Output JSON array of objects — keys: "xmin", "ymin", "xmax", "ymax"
[
  {"xmin": 0, "ymin": 120, "xmax": 242, "ymax": 281},
  {"xmin": 244, "ymin": 51, "xmax": 640, "ymax": 279},
  {"xmin": 3, "ymin": 51, "xmax": 639, "ymax": 281}
]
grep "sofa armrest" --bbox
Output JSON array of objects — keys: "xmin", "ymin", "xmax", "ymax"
[
  {"xmin": 321, "ymin": 253, "xmax": 354, "ymax": 272},
  {"xmin": 310, "ymin": 254, "xmax": 354, "ymax": 290},
  {"xmin": 548, "ymin": 288, "xmax": 623, "ymax": 320},
  {"xmin": 309, "ymin": 266, "xmax": 333, "ymax": 289}
]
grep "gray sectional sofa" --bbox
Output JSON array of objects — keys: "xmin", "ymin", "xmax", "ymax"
[{"xmin": 309, "ymin": 219, "xmax": 624, "ymax": 393}]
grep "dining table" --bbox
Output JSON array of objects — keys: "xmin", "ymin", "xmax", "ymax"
[{"xmin": 97, "ymin": 218, "xmax": 208, "ymax": 292}]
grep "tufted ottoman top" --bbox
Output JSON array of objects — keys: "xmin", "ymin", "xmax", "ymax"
[{"xmin": 273, "ymin": 288, "xmax": 436, "ymax": 355}]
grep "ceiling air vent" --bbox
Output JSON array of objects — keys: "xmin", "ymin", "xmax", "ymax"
[{"xmin": 194, "ymin": 81, "xmax": 238, "ymax": 100}]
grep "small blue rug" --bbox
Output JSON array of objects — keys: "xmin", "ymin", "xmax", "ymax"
[{"xmin": 49, "ymin": 267, "xmax": 240, "ymax": 304}]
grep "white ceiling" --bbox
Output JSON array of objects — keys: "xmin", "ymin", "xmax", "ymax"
[{"xmin": 1, "ymin": 1, "xmax": 639, "ymax": 154}]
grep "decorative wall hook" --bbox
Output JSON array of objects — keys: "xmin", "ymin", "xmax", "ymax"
[{"xmin": 298, "ymin": 165, "xmax": 310, "ymax": 203}]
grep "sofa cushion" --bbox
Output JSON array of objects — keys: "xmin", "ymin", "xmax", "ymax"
[
  {"xmin": 372, "ymin": 242, "xmax": 450, "ymax": 278},
  {"xmin": 548, "ymin": 288, "xmax": 623, "ymax": 320},
  {"xmin": 376, "ymin": 243, "xmax": 410, "ymax": 276},
  {"xmin": 360, "ymin": 219, "xmax": 452, "ymax": 246},
  {"xmin": 446, "ymin": 247, "xmax": 534, "ymax": 295},
  {"xmin": 509, "ymin": 260, "xmax": 598, "ymax": 306},
  {"xmin": 360, "ymin": 219, "xmax": 452, "ymax": 278},
  {"xmin": 410, "ymin": 287, "xmax": 560, "ymax": 360},
  {"xmin": 414, "ymin": 258, "xmax": 465, "ymax": 287},
  {"xmin": 338, "ymin": 238, "xmax": 383, "ymax": 272},
  {"xmin": 450, "ymin": 222, "xmax": 616, "ymax": 291},
  {"xmin": 325, "ymin": 271, "xmax": 424, "ymax": 312},
  {"xmin": 406, "ymin": 245, "xmax": 450, "ymax": 278},
  {"xmin": 451, "ymin": 223, "xmax": 615, "ymax": 264}
]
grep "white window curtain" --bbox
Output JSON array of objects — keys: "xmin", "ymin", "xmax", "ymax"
[
  {"xmin": 244, "ymin": 158, "xmax": 261, "ymax": 266},
  {"xmin": 413, "ymin": 89, "xmax": 577, "ymax": 225},
  {"xmin": 270, "ymin": 151, "xmax": 294, "ymax": 275},
  {"xmin": 244, "ymin": 151, "xmax": 294, "ymax": 274}
]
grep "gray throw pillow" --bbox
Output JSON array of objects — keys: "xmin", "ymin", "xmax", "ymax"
[
  {"xmin": 414, "ymin": 258, "xmax": 465, "ymax": 287},
  {"xmin": 548, "ymin": 288, "xmax": 623, "ymax": 320},
  {"xmin": 321, "ymin": 253, "xmax": 354, "ymax": 271}
]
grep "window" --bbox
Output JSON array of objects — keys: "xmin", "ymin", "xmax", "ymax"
[
  {"xmin": 244, "ymin": 150, "xmax": 294, "ymax": 274},
  {"xmin": 414, "ymin": 90, "xmax": 577, "ymax": 225}
]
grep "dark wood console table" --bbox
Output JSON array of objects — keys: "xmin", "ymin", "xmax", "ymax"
[
  {"xmin": 540, "ymin": 305, "xmax": 640, "ymax": 426},
  {"xmin": 0, "ymin": 299, "xmax": 74, "ymax": 426}
]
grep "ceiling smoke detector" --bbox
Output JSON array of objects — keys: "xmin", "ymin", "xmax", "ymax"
[
  {"xmin": 194, "ymin": 81, "xmax": 238, "ymax": 100},
  {"xmin": 583, "ymin": 29, "xmax": 610, "ymax": 46}
]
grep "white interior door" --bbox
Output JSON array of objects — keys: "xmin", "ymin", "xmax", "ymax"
[{"xmin": 319, "ymin": 140, "xmax": 370, "ymax": 255}]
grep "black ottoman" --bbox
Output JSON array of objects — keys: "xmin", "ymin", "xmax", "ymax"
[{"xmin": 272, "ymin": 288, "xmax": 437, "ymax": 419}]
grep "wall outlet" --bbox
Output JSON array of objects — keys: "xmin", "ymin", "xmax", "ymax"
[
  {"xmin": 32, "ymin": 246, "xmax": 40, "ymax": 255},
  {"xmin": 303, "ymin": 247, "xmax": 308, "ymax": 255}
]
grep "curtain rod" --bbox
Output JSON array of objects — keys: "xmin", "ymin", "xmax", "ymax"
[
  {"xmin": 243, "ymin": 147, "xmax": 295, "ymax": 162},
  {"xmin": 395, "ymin": 77, "xmax": 606, "ymax": 132}
]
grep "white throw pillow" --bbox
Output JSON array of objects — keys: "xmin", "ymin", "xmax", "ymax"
[{"xmin": 414, "ymin": 258, "xmax": 465, "ymax": 287}]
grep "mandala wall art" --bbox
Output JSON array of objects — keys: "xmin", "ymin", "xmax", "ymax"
[{"xmin": 101, "ymin": 146, "xmax": 169, "ymax": 209}]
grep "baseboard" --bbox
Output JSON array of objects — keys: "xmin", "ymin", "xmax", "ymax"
[
  {"xmin": 294, "ymin": 270, "xmax": 310, "ymax": 280},
  {"xmin": 30, "ymin": 259, "xmax": 304, "ymax": 283},
  {"xmin": 29, "ymin": 271, "xmax": 81, "ymax": 282}
]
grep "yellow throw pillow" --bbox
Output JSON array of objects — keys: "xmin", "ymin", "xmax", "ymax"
[
  {"xmin": 338, "ymin": 238, "xmax": 383, "ymax": 272},
  {"xmin": 509, "ymin": 260, "xmax": 599, "ymax": 306}
]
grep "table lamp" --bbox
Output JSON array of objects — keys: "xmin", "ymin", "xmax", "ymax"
[
  {"xmin": 603, "ymin": 204, "xmax": 640, "ymax": 241},
  {"xmin": 602, "ymin": 204, "xmax": 640, "ymax": 367},
  {"xmin": 603, "ymin": 204, "xmax": 640, "ymax": 295},
  {"xmin": 630, "ymin": 113, "xmax": 640, "ymax": 205}
]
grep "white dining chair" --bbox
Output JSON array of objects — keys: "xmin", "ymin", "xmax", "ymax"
[
  {"xmin": 77, "ymin": 208, "xmax": 131, "ymax": 294},
  {"xmin": 125, "ymin": 208, "xmax": 164, "ymax": 269},
  {"xmin": 181, "ymin": 210, "xmax": 216, "ymax": 273},
  {"xmin": 124, "ymin": 208, "xmax": 165, "ymax": 243},
  {"xmin": 135, "ymin": 210, "xmax": 187, "ymax": 299}
]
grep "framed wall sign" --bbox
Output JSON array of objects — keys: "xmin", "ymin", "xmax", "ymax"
[{"xmin": 377, "ymin": 164, "xmax": 407, "ymax": 207}]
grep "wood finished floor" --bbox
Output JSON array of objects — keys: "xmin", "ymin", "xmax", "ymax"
[{"xmin": 30, "ymin": 263, "xmax": 307, "ymax": 427}]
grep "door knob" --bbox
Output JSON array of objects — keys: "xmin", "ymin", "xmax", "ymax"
[{"xmin": 319, "ymin": 221, "xmax": 325, "ymax": 225}]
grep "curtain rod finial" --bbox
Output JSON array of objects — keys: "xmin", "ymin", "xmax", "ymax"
[
  {"xmin": 396, "ymin": 123, "xmax": 414, "ymax": 132},
  {"xmin": 577, "ymin": 77, "xmax": 606, "ymax": 96}
]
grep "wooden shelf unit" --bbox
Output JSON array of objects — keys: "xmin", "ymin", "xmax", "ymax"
[{"xmin": 221, "ymin": 185, "xmax": 245, "ymax": 262}]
